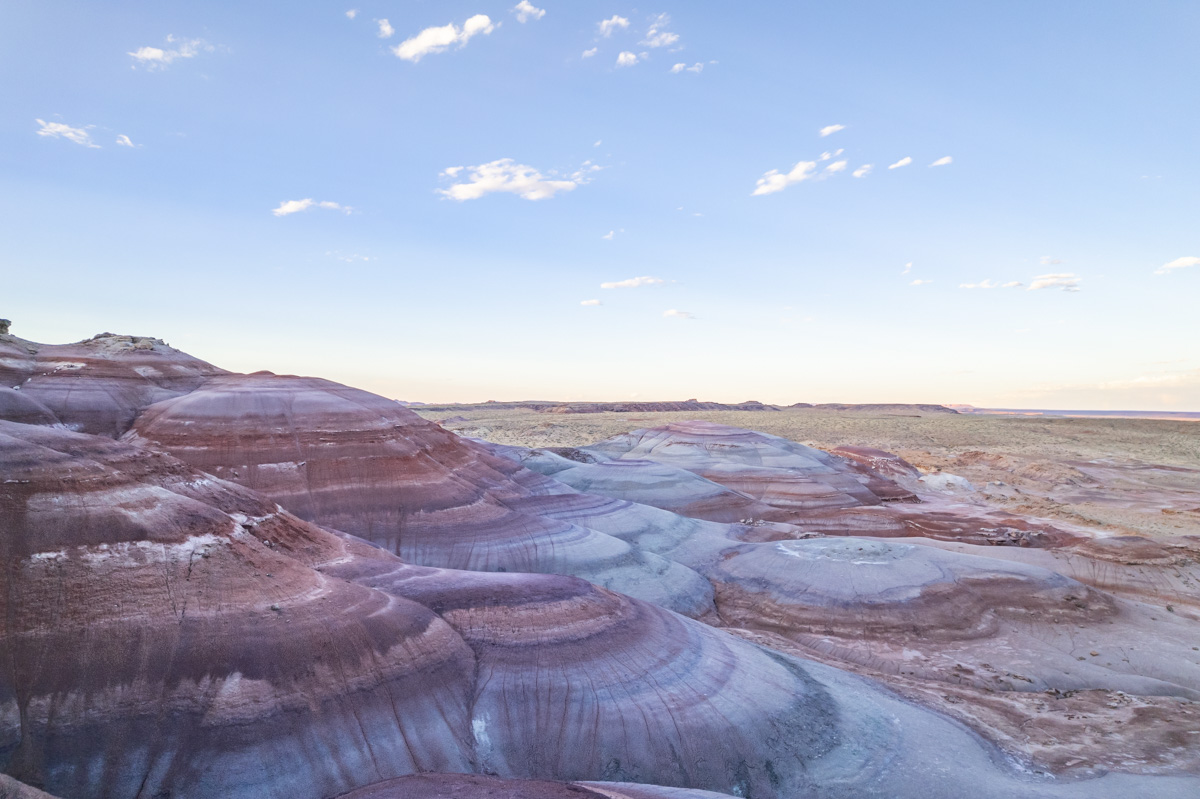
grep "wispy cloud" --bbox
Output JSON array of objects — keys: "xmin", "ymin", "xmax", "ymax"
[
  {"xmin": 128, "ymin": 35, "xmax": 214, "ymax": 70},
  {"xmin": 512, "ymin": 1, "xmax": 546, "ymax": 23},
  {"xmin": 377, "ymin": 19, "xmax": 394, "ymax": 38},
  {"xmin": 1028, "ymin": 273, "xmax": 1081, "ymax": 291},
  {"xmin": 852, "ymin": 164, "xmax": 873, "ymax": 178},
  {"xmin": 582, "ymin": 47, "xmax": 598, "ymax": 58},
  {"xmin": 272, "ymin": 199, "xmax": 351, "ymax": 217},
  {"xmin": 825, "ymin": 160, "xmax": 848, "ymax": 174},
  {"xmin": 616, "ymin": 51, "xmax": 639, "ymax": 67},
  {"xmin": 752, "ymin": 161, "xmax": 817, "ymax": 195},
  {"xmin": 35, "ymin": 119, "xmax": 99, "ymax": 148},
  {"xmin": 601, "ymin": 276, "xmax": 663, "ymax": 289},
  {"xmin": 819, "ymin": 124, "xmax": 845, "ymax": 137},
  {"xmin": 1155, "ymin": 256, "xmax": 1200, "ymax": 275},
  {"xmin": 910, "ymin": 279, "xmax": 933, "ymax": 286},
  {"xmin": 598, "ymin": 15, "xmax": 630, "ymax": 36},
  {"xmin": 663, "ymin": 309, "xmax": 694, "ymax": 319},
  {"xmin": 115, "ymin": 134, "xmax": 136, "ymax": 147},
  {"xmin": 393, "ymin": 15, "xmax": 494, "ymax": 62},
  {"xmin": 346, "ymin": 10, "xmax": 358, "ymax": 20},
  {"xmin": 901, "ymin": 262, "xmax": 912, "ymax": 275},
  {"xmin": 642, "ymin": 14, "xmax": 679, "ymax": 48},
  {"xmin": 1040, "ymin": 256, "xmax": 1064, "ymax": 266},
  {"xmin": 929, "ymin": 156, "xmax": 953, "ymax": 167},
  {"xmin": 670, "ymin": 62, "xmax": 703, "ymax": 73},
  {"xmin": 581, "ymin": 299, "xmax": 602, "ymax": 306},
  {"xmin": 602, "ymin": 230, "xmax": 615, "ymax": 240},
  {"xmin": 888, "ymin": 156, "xmax": 912, "ymax": 170},
  {"xmin": 438, "ymin": 159, "xmax": 598, "ymax": 201}
]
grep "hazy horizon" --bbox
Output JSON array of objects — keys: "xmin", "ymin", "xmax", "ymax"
[{"xmin": 4, "ymin": 2, "xmax": 1198, "ymax": 410}]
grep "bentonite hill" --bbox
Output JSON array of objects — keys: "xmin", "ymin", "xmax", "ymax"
[{"xmin": 1, "ymin": 329, "xmax": 1197, "ymax": 799}]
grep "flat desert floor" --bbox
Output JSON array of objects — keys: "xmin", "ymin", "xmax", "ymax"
[{"xmin": 414, "ymin": 406, "xmax": 1200, "ymax": 540}]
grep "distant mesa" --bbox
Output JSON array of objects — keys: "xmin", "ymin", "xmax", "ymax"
[{"xmin": 412, "ymin": 398, "xmax": 960, "ymax": 414}]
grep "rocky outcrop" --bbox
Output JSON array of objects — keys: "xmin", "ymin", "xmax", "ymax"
[{"xmin": 0, "ymin": 333, "xmax": 226, "ymax": 437}]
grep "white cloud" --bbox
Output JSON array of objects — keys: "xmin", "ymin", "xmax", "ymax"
[
  {"xmin": 128, "ymin": 36, "xmax": 213, "ymax": 70},
  {"xmin": 272, "ymin": 199, "xmax": 351, "ymax": 217},
  {"xmin": 346, "ymin": 9, "xmax": 359, "ymax": 19},
  {"xmin": 581, "ymin": 299, "xmax": 602, "ymax": 306},
  {"xmin": 582, "ymin": 47, "xmax": 598, "ymax": 58},
  {"xmin": 671, "ymin": 62, "xmax": 703, "ymax": 73},
  {"xmin": 910, "ymin": 279, "xmax": 933, "ymax": 286},
  {"xmin": 598, "ymin": 15, "xmax": 630, "ymax": 36},
  {"xmin": 438, "ymin": 158, "xmax": 594, "ymax": 201},
  {"xmin": 752, "ymin": 160, "xmax": 817, "ymax": 196},
  {"xmin": 594, "ymin": 140, "xmax": 602, "ymax": 147},
  {"xmin": 901, "ymin": 262, "xmax": 912, "ymax": 275},
  {"xmin": 115, "ymin": 134, "xmax": 135, "ymax": 147},
  {"xmin": 616, "ymin": 51, "xmax": 638, "ymax": 67},
  {"xmin": 1028, "ymin": 273, "xmax": 1081, "ymax": 291},
  {"xmin": 825, "ymin": 160, "xmax": 848, "ymax": 174},
  {"xmin": 602, "ymin": 230, "xmax": 615, "ymax": 240},
  {"xmin": 512, "ymin": 1, "xmax": 546, "ymax": 22},
  {"xmin": 959, "ymin": 279, "xmax": 1000, "ymax": 289},
  {"xmin": 601, "ymin": 276, "xmax": 663, "ymax": 289},
  {"xmin": 929, "ymin": 156, "xmax": 953, "ymax": 167},
  {"xmin": 35, "ymin": 119, "xmax": 99, "ymax": 148},
  {"xmin": 818, "ymin": 149, "xmax": 843, "ymax": 161},
  {"xmin": 663, "ymin": 309, "xmax": 694, "ymax": 320},
  {"xmin": 888, "ymin": 156, "xmax": 913, "ymax": 169},
  {"xmin": 819, "ymin": 124, "xmax": 845, "ymax": 137},
  {"xmin": 393, "ymin": 15, "xmax": 494, "ymax": 62},
  {"xmin": 852, "ymin": 164, "xmax": 873, "ymax": 178},
  {"xmin": 1155, "ymin": 256, "xmax": 1200, "ymax": 275},
  {"xmin": 377, "ymin": 19, "xmax": 394, "ymax": 38},
  {"xmin": 1040, "ymin": 255, "xmax": 1064, "ymax": 265},
  {"xmin": 642, "ymin": 15, "xmax": 679, "ymax": 48},
  {"xmin": 1003, "ymin": 281, "xmax": 1024, "ymax": 288}
]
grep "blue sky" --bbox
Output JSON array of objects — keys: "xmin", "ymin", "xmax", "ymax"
[{"xmin": 3, "ymin": 1, "xmax": 1198, "ymax": 408}]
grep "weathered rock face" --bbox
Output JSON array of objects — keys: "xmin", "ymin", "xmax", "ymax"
[
  {"xmin": 0, "ymin": 333, "xmax": 226, "ymax": 437},
  {"xmin": 124, "ymin": 374, "xmax": 713, "ymax": 618},
  {"xmin": 0, "ymin": 421, "xmax": 477, "ymax": 798}
]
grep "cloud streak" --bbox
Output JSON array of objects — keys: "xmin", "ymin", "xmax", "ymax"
[
  {"xmin": 1155, "ymin": 256, "xmax": 1199, "ymax": 275},
  {"xmin": 752, "ymin": 161, "xmax": 817, "ymax": 195},
  {"xmin": 393, "ymin": 15, "xmax": 494, "ymax": 62},
  {"xmin": 598, "ymin": 15, "xmax": 629, "ymax": 36},
  {"xmin": 601, "ymin": 276, "xmax": 663, "ymax": 289},
  {"xmin": 512, "ymin": 1, "xmax": 545, "ymax": 23},
  {"xmin": 888, "ymin": 156, "xmax": 912, "ymax": 169},
  {"xmin": 128, "ymin": 35, "xmax": 213, "ymax": 70},
  {"xmin": 35, "ymin": 119, "xmax": 99, "ymax": 148},
  {"xmin": 819, "ymin": 124, "xmax": 845, "ymax": 137},
  {"xmin": 438, "ymin": 159, "xmax": 598, "ymax": 201},
  {"xmin": 663, "ymin": 309, "xmax": 694, "ymax": 319},
  {"xmin": 1028, "ymin": 273, "xmax": 1081, "ymax": 291},
  {"xmin": 272, "ymin": 199, "xmax": 351, "ymax": 217},
  {"xmin": 929, "ymin": 156, "xmax": 953, "ymax": 167}
]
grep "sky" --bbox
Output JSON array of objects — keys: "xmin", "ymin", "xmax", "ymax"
[{"xmin": 2, "ymin": 1, "xmax": 1198, "ymax": 409}]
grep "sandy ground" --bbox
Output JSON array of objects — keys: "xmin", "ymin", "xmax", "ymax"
[{"xmin": 413, "ymin": 407, "xmax": 1200, "ymax": 539}]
